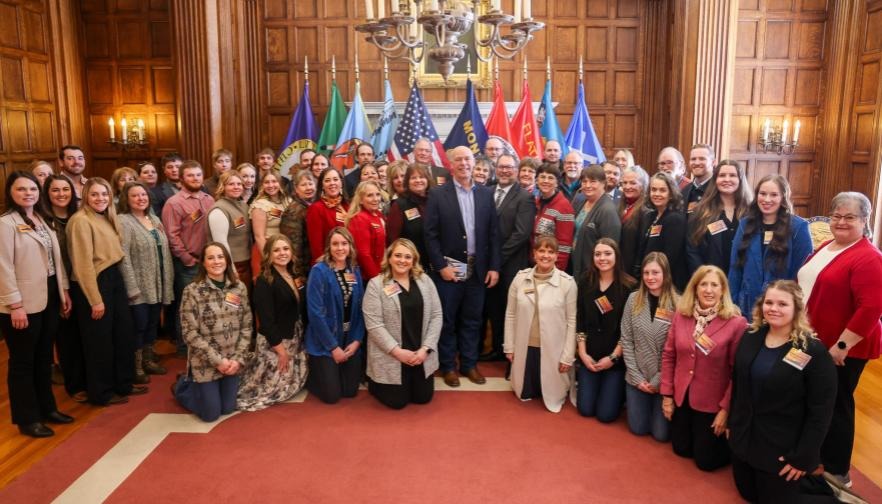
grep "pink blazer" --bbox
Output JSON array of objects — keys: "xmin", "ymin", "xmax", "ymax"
[{"xmin": 660, "ymin": 312, "xmax": 747, "ymax": 413}]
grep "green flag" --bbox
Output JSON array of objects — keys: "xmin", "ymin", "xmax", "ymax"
[{"xmin": 317, "ymin": 80, "xmax": 348, "ymax": 156}]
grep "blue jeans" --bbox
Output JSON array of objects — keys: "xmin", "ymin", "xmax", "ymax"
[
  {"xmin": 433, "ymin": 273, "xmax": 484, "ymax": 373},
  {"xmin": 177, "ymin": 375, "xmax": 239, "ymax": 422},
  {"xmin": 131, "ymin": 303, "xmax": 162, "ymax": 348},
  {"xmin": 172, "ymin": 259, "xmax": 199, "ymax": 349},
  {"xmin": 576, "ymin": 363, "xmax": 624, "ymax": 422},
  {"xmin": 625, "ymin": 383, "xmax": 670, "ymax": 441}
]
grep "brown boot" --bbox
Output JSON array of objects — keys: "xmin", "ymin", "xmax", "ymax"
[
  {"xmin": 142, "ymin": 345, "xmax": 167, "ymax": 375},
  {"xmin": 134, "ymin": 349, "xmax": 151, "ymax": 384},
  {"xmin": 143, "ymin": 343, "xmax": 161, "ymax": 363}
]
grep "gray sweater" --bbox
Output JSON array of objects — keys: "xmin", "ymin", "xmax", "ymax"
[
  {"xmin": 620, "ymin": 291, "xmax": 675, "ymax": 389},
  {"xmin": 118, "ymin": 213, "xmax": 174, "ymax": 306}
]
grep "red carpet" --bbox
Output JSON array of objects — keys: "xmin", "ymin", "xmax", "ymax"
[{"xmin": 2, "ymin": 362, "xmax": 880, "ymax": 503}]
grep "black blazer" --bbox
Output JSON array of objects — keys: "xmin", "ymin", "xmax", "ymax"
[
  {"xmin": 685, "ymin": 211, "xmax": 739, "ymax": 276},
  {"xmin": 344, "ymin": 168, "xmax": 362, "ymax": 198},
  {"xmin": 151, "ymin": 182, "xmax": 178, "ymax": 216},
  {"xmin": 638, "ymin": 208, "xmax": 689, "ymax": 291},
  {"xmin": 728, "ymin": 327, "xmax": 836, "ymax": 474},
  {"xmin": 494, "ymin": 184, "xmax": 535, "ymax": 281},
  {"xmin": 681, "ymin": 179, "xmax": 710, "ymax": 212},
  {"xmin": 423, "ymin": 180, "xmax": 501, "ymax": 279},
  {"xmin": 253, "ymin": 269, "xmax": 305, "ymax": 347}
]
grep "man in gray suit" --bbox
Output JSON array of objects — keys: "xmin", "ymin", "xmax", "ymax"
[{"xmin": 481, "ymin": 153, "xmax": 536, "ymax": 362}]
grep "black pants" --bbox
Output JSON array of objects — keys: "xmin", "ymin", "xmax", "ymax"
[
  {"xmin": 307, "ymin": 353, "xmax": 363, "ymax": 404},
  {"xmin": 821, "ymin": 357, "xmax": 867, "ymax": 475},
  {"xmin": 671, "ymin": 390, "xmax": 730, "ymax": 471},
  {"xmin": 486, "ymin": 271, "xmax": 516, "ymax": 356},
  {"xmin": 520, "ymin": 346, "xmax": 542, "ymax": 400},
  {"xmin": 0, "ymin": 276, "xmax": 60, "ymax": 425},
  {"xmin": 72, "ymin": 265, "xmax": 136, "ymax": 405},
  {"xmin": 56, "ymin": 282, "xmax": 86, "ymax": 396},
  {"xmin": 732, "ymin": 456, "xmax": 836, "ymax": 504},
  {"xmin": 369, "ymin": 364, "xmax": 434, "ymax": 409}
]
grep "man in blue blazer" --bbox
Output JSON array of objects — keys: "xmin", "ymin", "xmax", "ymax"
[{"xmin": 424, "ymin": 146, "xmax": 501, "ymax": 387}]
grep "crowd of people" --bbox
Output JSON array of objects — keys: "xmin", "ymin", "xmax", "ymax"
[{"xmin": 2, "ymin": 139, "xmax": 882, "ymax": 503}]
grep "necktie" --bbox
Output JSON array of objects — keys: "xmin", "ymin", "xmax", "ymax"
[{"xmin": 495, "ymin": 187, "xmax": 504, "ymax": 209}]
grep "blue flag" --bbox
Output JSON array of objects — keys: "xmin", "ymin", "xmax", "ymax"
[
  {"xmin": 370, "ymin": 80, "xmax": 399, "ymax": 160},
  {"xmin": 274, "ymin": 80, "xmax": 318, "ymax": 178},
  {"xmin": 537, "ymin": 79, "xmax": 567, "ymax": 156},
  {"xmin": 332, "ymin": 81, "xmax": 373, "ymax": 173},
  {"xmin": 564, "ymin": 81, "xmax": 606, "ymax": 164},
  {"xmin": 443, "ymin": 78, "xmax": 488, "ymax": 155}
]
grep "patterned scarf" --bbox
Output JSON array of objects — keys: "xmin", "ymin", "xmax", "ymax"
[
  {"xmin": 692, "ymin": 302, "xmax": 719, "ymax": 341},
  {"xmin": 321, "ymin": 194, "xmax": 342, "ymax": 209}
]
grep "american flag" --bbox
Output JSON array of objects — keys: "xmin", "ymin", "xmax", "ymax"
[{"xmin": 387, "ymin": 82, "xmax": 451, "ymax": 169}]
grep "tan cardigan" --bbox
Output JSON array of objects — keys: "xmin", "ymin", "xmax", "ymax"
[
  {"xmin": 0, "ymin": 212, "xmax": 68, "ymax": 314},
  {"xmin": 67, "ymin": 210, "xmax": 124, "ymax": 306}
]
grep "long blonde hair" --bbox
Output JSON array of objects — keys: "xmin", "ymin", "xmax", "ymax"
[
  {"xmin": 255, "ymin": 170, "xmax": 292, "ymax": 207},
  {"xmin": 749, "ymin": 280, "xmax": 815, "ymax": 350},
  {"xmin": 677, "ymin": 265, "xmax": 740, "ymax": 318},
  {"xmin": 631, "ymin": 252, "xmax": 679, "ymax": 315},
  {"xmin": 260, "ymin": 234, "xmax": 295, "ymax": 284},
  {"xmin": 78, "ymin": 177, "xmax": 120, "ymax": 235},
  {"xmin": 345, "ymin": 180, "xmax": 383, "ymax": 225}
]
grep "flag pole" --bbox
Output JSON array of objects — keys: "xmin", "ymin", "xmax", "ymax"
[
  {"xmin": 467, "ymin": 53, "xmax": 471, "ymax": 81},
  {"xmin": 546, "ymin": 56, "xmax": 551, "ymax": 82},
  {"xmin": 578, "ymin": 54, "xmax": 583, "ymax": 82},
  {"xmin": 355, "ymin": 45, "xmax": 360, "ymax": 83},
  {"xmin": 305, "ymin": 55, "xmax": 309, "ymax": 83},
  {"xmin": 523, "ymin": 57, "xmax": 528, "ymax": 83},
  {"xmin": 383, "ymin": 56, "xmax": 389, "ymax": 81},
  {"xmin": 494, "ymin": 56, "xmax": 499, "ymax": 82}
]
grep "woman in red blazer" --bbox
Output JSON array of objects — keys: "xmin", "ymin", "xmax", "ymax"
[
  {"xmin": 346, "ymin": 181, "xmax": 386, "ymax": 281},
  {"xmin": 661, "ymin": 264, "xmax": 748, "ymax": 471},
  {"xmin": 797, "ymin": 191, "xmax": 882, "ymax": 488},
  {"xmin": 306, "ymin": 168, "xmax": 349, "ymax": 265}
]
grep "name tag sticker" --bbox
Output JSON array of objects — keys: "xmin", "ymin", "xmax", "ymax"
[
  {"xmin": 707, "ymin": 220, "xmax": 727, "ymax": 235},
  {"xmin": 233, "ymin": 216, "xmax": 246, "ymax": 229},
  {"xmin": 687, "ymin": 201, "xmax": 698, "ymax": 213},
  {"xmin": 524, "ymin": 287, "xmax": 535, "ymax": 295},
  {"xmin": 16, "ymin": 224, "xmax": 31, "ymax": 233},
  {"xmin": 695, "ymin": 333, "xmax": 716, "ymax": 355},
  {"xmin": 595, "ymin": 295, "xmax": 614, "ymax": 314},
  {"xmin": 294, "ymin": 277, "xmax": 304, "ymax": 289},
  {"xmin": 370, "ymin": 222, "xmax": 381, "ymax": 228},
  {"xmin": 436, "ymin": 176, "xmax": 446, "ymax": 185},
  {"xmin": 190, "ymin": 209, "xmax": 204, "ymax": 223},
  {"xmin": 343, "ymin": 272, "xmax": 356, "ymax": 284},
  {"xmin": 269, "ymin": 208, "xmax": 283, "ymax": 219},
  {"xmin": 655, "ymin": 307, "xmax": 673, "ymax": 323},
  {"xmin": 649, "ymin": 224, "xmax": 662, "ymax": 237},
  {"xmin": 783, "ymin": 347, "xmax": 812, "ymax": 370},
  {"xmin": 404, "ymin": 207, "xmax": 421, "ymax": 221},
  {"xmin": 383, "ymin": 282, "xmax": 402, "ymax": 297},
  {"xmin": 223, "ymin": 292, "xmax": 242, "ymax": 308},
  {"xmin": 335, "ymin": 212, "xmax": 346, "ymax": 223},
  {"xmin": 763, "ymin": 231, "xmax": 773, "ymax": 245}
]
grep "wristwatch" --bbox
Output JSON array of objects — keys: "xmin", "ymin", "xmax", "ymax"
[
  {"xmin": 609, "ymin": 353, "xmax": 619, "ymax": 363},
  {"xmin": 837, "ymin": 341, "xmax": 848, "ymax": 350}
]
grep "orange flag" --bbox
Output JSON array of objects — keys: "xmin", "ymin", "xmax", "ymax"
[{"xmin": 510, "ymin": 80, "xmax": 543, "ymax": 159}]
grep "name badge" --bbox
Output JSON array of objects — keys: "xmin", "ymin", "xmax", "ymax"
[
  {"xmin": 370, "ymin": 222, "xmax": 381, "ymax": 228},
  {"xmin": 655, "ymin": 307, "xmax": 673, "ymax": 323},
  {"xmin": 383, "ymin": 282, "xmax": 402, "ymax": 297},
  {"xmin": 294, "ymin": 277, "xmax": 304, "ymax": 289},
  {"xmin": 763, "ymin": 230, "xmax": 773, "ymax": 245},
  {"xmin": 16, "ymin": 224, "xmax": 32, "ymax": 233},
  {"xmin": 335, "ymin": 211, "xmax": 346, "ymax": 223},
  {"xmin": 524, "ymin": 286, "xmax": 535, "ymax": 295},
  {"xmin": 649, "ymin": 224, "xmax": 662, "ymax": 237},
  {"xmin": 695, "ymin": 333, "xmax": 716, "ymax": 355},
  {"xmin": 687, "ymin": 201, "xmax": 698, "ymax": 213},
  {"xmin": 269, "ymin": 207, "xmax": 283, "ymax": 219},
  {"xmin": 595, "ymin": 295, "xmax": 614, "ymax": 314},
  {"xmin": 436, "ymin": 176, "xmax": 446, "ymax": 185},
  {"xmin": 783, "ymin": 347, "xmax": 812, "ymax": 370},
  {"xmin": 404, "ymin": 207, "xmax": 421, "ymax": 221},
  {"xmin": 343, "ymin": 272, "xmax": 356, "ymax": 284},
  {"xmin": 707, "ymin": 220, "xmax": 727, "ymax": 235},
  {"xmin": 224, "ymin": 292, "xmax": 242, "ymax": 308},
  {"xmin": 233, "ymin": 216, "xmax": 246, "ymax": 229},
  {"xmin": 190, "ymin": 209, "xmax": 204, "ymax": 223}
]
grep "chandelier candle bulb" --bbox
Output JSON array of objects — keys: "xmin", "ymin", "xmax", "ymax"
[
  {"xmin": 514, "ymin": 0, "xmax": 521, "ymax": 22},
  {"xmin": 365, "ymin": 0, "xmax": 374, "ymax": 19},
  {"xmin": 523, "ymin": 0, "xmax": 531, "ymax": 19},
  {"xmin": 763, "ymin": 117, "xmax": 770, "ymax": 142},
  {"xmin": 492, "ymin": 0, "xmax": 501, "ymax": 9},
  {"xmin": 121, "ymin": 118, "xmax": 128, "ymax": 142},
  {"xmin": 137, "ymin": 119, "xmax": 145, "ymax": 141},
  {"xmin": 427, "ymin": 0, "xmax": 438, "ymax": 11},
  {"xmin": 379, "ymin": 0, "xmax": 386, "ymax": 18},
  {"xmin": 108, "ymin": 118, "xmax": 115, "ymax": 140},
  {"xmin": 793, "ymin": 120, "xmax": 801, "ymax": 144},
  {"xmin": 781, "ymin": 119, "xmax": 789, "ymax": 144}
]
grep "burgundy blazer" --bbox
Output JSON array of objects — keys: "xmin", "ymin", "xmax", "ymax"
[{"xmin": 660, "ymin": 311, "xmax": 748, "ymax": 413}]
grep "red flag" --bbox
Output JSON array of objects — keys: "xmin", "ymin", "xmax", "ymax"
[
  {"xmin": 510, "ymin": 80, "xmax": 543, "ymax": 159},
  {"xmin": 484, "ymin": 80, "xmax": 516, "ymax": 156}
]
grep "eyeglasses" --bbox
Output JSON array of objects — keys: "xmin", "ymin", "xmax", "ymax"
[
  {"xmin": 829, "ymin": 214, "xmax": 861, "ymax": 223},
  {"xmin": 657, "ymin": 160, "xmax": 675, "ymax": 166},
  {"xmin": 496, "ymin": 164, "xmax": 516, "ymax": 170}
]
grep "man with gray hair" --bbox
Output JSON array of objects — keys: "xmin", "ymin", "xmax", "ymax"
[
  {"xmin": 656, "ymin": 146, "xmax": 690, "ymax": 191},
  {"xmin": 414, "ymin": 137, "xmax": 450, "ymax": 186}
]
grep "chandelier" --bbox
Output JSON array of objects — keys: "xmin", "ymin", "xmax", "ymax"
[
  {"xmin": 356, "ymin": 0, "xmax": 544, "ymax": 83},
  {"xmin": 757, "ymin": 118, "xmax": 801, "ymax": 155}
]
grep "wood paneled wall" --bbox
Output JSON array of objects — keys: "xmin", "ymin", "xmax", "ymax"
[
  {"xmin": 0, "ymin": 0, "xmax": 59, "ymax": 184},
  {"xmin": 262, "ymin": 0, "xmax": 659, "ymax": 164},
  {"xmin": 730, "ymin": 0, "xmax": 829, "ymax": 216},
  {"xmin": 80, "ymin": 0, "xmax": 178, "ymax": 180}
]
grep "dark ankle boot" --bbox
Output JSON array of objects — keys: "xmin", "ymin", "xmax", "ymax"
[
  {"xmin": 134, "ymin": 349, "xmax": 151, "ymax": 384},
  {"xmin": 142, "ymin": 345, "xmax": 167, "ymax": 375}
]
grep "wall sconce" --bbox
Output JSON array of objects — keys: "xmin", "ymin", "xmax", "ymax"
[
  {"xmin": 107, "ymin": 117, "xmax": 149, "ymax": 151},
  {"xmin": 758, "ymin": 117, "xmax": 800, "ymax": 155}
]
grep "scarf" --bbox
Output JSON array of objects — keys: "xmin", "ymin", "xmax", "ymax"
[
  {"xmin": 321, "ymin": 194, "xmax": 342, "ymax": 208},
  {"xmin": 692, "ymin": 302, "xmax": 719, "ymax": 341},
  {"xmin": 622, "ymin": 196, "xmax": 639, "ymax": 221}
]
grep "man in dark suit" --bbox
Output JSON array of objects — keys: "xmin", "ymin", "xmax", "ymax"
[
  {"xmin": 424, "ymin": 146, "xmax": 501, "ymax": 387},
  {"xmin": 681, "ymin": 143, "xmax": 717, "ymax": 213},
  {"xmin": 414, "ymin": 137, "xmax": 450, "ymax": 186},
  {"xmin": 151, "ymin": 152, "xmax": 182, "ymax": 217},
  {"xmin": 481, "ymin": 153, "xmax": 535, "ymax": 362},
  {"xmin": 603, "ymin": 159, "xmax": 623, "ymax": 202},
  {"xmin": 344, "ymin": 143, "xmax": 375, "ymax": 196}
]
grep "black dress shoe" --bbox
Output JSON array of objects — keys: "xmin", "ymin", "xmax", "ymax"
[
  {"xmin": 18, "ymin": 422, "xmax": 55, "ymax": 438},
  {"xmin": 479, "ymin": 351, "xmax": 505, "ymax": 362},
  {"xmin": 45, "ymin": 411, "xmax": 74, "ymax": 424}
]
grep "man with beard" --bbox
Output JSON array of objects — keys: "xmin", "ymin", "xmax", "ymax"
[
  {"xmin": 682, "ymin": 144, "xmax": 717, "ymax": 212},
  {"xmin": 58, "ymin": 145, "xmax": 88, "ymax": 201},
  {"xmin": 656, "ymin": 146, "xmax": 691, "ymax": 191},
  {"xmin": 484, "ymin": 137, "xmax": 505, "ymax": 164},
  {"xmin": 560, "ymin": 151, "xmax": 583, "ymax": 201},
  {"xmin": 603, "ymin": 160, "xmax": 623, "ymax": 202},
  {"xmin": 344, "ymin": 143, "xmax": 376, "ymax": 195}
]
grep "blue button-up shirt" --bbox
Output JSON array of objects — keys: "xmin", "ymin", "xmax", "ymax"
[{"xmin": 453, "ymin": 178, "xmax": 476, "ymax": 255}]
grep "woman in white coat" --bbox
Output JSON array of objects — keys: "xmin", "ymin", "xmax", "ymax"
[{"xmin": 504, "ymin": 236, "xmax": 578, "ymax": 413}]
